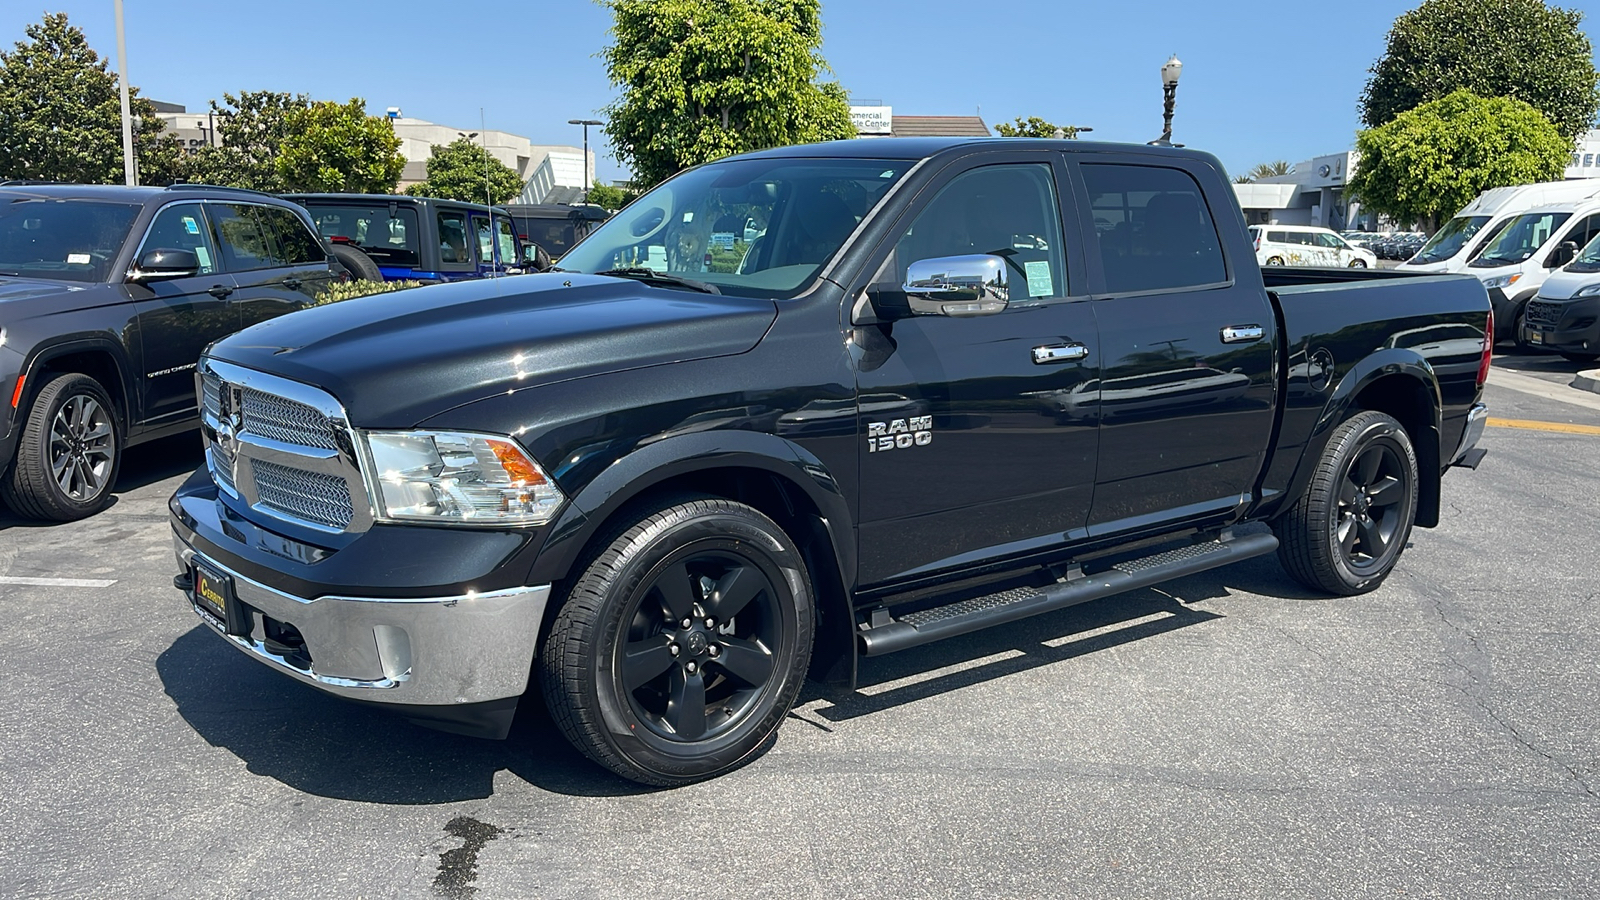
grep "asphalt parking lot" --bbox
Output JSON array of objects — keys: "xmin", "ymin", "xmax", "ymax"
[{"xmin": 3, "ymin": 355, "xmax": 1599, "ymax": 899}]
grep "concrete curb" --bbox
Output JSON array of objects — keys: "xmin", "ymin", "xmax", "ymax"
[{"xmin": 1575, "ymin": 369, "xmax": 1600, "ymax": 395}]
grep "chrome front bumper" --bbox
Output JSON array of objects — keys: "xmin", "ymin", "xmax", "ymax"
[
  {"xmin": 1451, "ymin": 402, "xmax": 1489, "ymax": 466},
  {"xmin": 174, "ymin": 533, "xmax": 550, "ymax": 708}
]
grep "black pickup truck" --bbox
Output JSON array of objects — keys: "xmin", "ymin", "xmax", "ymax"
[{"xmin": 170, "ymin": 138, "xmax": 1491, "ymax": 786}]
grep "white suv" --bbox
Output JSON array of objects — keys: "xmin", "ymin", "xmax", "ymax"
[{"xmin": 1250, "ymin": 225, "xmax": 1378, "ymax": 268}]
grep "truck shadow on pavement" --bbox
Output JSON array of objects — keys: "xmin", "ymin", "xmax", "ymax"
[{"xmin": 155, "ymin": 553, "xmax": 1316, "ymax": 802}]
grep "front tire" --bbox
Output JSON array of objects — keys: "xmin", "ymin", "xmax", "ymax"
[
  {"xmin": 1273, "ymin": 410, "xmax": 1418, "ymax": 595},
  {"xmin": 2, "ymin": 373, "xmax": 121, "ymax": 521},
  {"xmin": 541, "ymin": 496, "xmax": 814, "ymax": 786}
]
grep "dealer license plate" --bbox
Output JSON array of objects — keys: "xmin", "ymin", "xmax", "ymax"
[
  {"xmin": 1529, "ymin": 331, "xmax": 1544, "ymax": 344},
  {"xmin": 191, "ymin": 563, "xmax": 232, "ymax": 624}
]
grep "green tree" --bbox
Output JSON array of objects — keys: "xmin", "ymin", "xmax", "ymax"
[
  {"xmin": 1349, "ymin": 90, "xmax": 1571, "ymax": 230},
  {"xmin": 600, "ymin": 0, "xmax": 855, "ymax": 190},
  {"xmin": 994, "ymin": 116, "xmax": 1083, "ymax": 139},
  {"xmin": 1360, "ymin": 0, "xmax": 1600, "ymax": 142},
  {"xmin": 0, "ymin": 12, "xmax": 182, "ymax": 184},
  {"xmin": 405, "ymin": 138, "xmax": 524, "ymax": 204},
  {"xmin": 178, "ymin": 91, "xmax": 310, "ymax": 190},
  {"xmin": 274, "ymin": 99, "xmax": 405, "ymax": 193},
  {"xmin": 585, "ymin": 183, "xmax": 637, "ymax": 210}
]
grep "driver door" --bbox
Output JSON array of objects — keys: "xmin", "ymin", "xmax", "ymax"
[{"xmin": 852, "ymin": 156, "xmax": 1101, "ymax": 587}]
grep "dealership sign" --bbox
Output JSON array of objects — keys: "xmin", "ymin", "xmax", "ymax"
[
  {"xmin": 850, "ymin": 106, "xmax": 893, "ymax": 135},
  {"xmin": 1567, "ymin": 130, "xmax": 1600, "ymax": 179}
]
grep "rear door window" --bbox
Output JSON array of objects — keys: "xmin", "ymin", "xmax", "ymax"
[
  {"xmin": 210, "ymin": 204, "xmax": 275, "ymax": 272},
  {"xmin": 1081, "ymin": 163, "xmax": 1227, "ymax": 293}
]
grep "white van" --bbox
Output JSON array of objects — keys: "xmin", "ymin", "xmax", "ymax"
[
  {"xmin": 1465, "ymin": 198, "xmax": 1600, "ymax": 343},
  {"xmin": 1249, "ymin": 225, "xmax": 1377, "ymax": 268},
  {"xmin": 1521, "ymin": 235, "xmax": 1600, "ymax": 362},
  {"xmin": 1399, "ymin": 180, "xmax": 1600, "ymax": 275}
]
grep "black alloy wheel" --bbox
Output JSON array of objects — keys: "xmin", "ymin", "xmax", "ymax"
[
  {"xmin": 1273, "ymin": 410, "xmax": 1418, "ymax": 595},
  {"xmin": 542, "ymin": 496, "xmax": 814, "ymax": 786},
  {"xmin": 2, "ymin": 373, "xmax": 122, "ymax": 521}
]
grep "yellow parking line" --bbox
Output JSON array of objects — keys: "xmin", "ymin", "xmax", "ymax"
[{"xmin": 1486, "ymin": 417, "xmax": 1600, "ymax": 436}]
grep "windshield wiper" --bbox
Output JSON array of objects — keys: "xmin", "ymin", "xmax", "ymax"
[{"xmin": 594, "ymin": 267, "xmax": 721, "ymax": 295}]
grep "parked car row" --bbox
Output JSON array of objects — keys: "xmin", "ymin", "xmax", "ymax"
[{"xmin": 0, "ymin": 181, "xmax": 610, "ymax": 521}]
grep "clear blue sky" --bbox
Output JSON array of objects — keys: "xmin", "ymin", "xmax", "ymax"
[{"xmin": 6, "ymin": 1, "xmax": 1596, "ymax": 184}]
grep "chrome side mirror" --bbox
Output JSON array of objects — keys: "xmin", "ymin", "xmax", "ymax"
[{"xmin": 903, "ymin": 254, "xmax": 1009, "ymax": 317}]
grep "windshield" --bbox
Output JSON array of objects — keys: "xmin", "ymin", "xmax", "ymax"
[
  {"xmin": 1413, "ymin": 215, "xmax": 1489, "ymax": 264},
  {"xmin": 300, "ymin": 203, "xmax": 421, "ymax": 267},
  {"xmin": 558, "ymin": 157, "xmax": 914, "ymax": 298},
  {"xmin": 0, "ymin": 198, "xmax": 140, "ymax": 283},
  {"xmin": 1471, "ymin": 212, "xmax": 1571, "ymax": 267},
  {"xmin": 1569, "ymin": 233, "xmax": 1600, "ymax": 273}
]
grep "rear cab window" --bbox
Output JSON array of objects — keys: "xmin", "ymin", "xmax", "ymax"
[
  {"xmin": 1080, "ymin": 163, "xmax": 1227, "ymax": 293},
  {"xmin": 304, "ymin": 203, "xmax": 420, "ymax": 268}
]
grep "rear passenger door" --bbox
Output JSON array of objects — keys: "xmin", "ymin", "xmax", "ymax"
[
  {"xmin": 212, "ymin": 203, "xmax": 329, "ymax": 329},
  {"xmin": 130, "ymin": 201, "xmax": 238, "ymax": 425},
  {"xmin": 1070, "ymin": 155, "xmax": 1277, "ymax": 535}
]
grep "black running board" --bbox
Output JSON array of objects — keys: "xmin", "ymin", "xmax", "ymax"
[{"xmin": 856, "ymin": 532, "xmax": 1280, "ymax": 657}]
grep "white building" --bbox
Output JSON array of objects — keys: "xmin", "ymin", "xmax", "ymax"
[{"xmin": 389, "ymin": 117, "xmax": 593, "ymax": 204}]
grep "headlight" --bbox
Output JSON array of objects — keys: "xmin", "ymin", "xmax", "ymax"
[
  {"xmin": 362, "ymin": 430, "xmax": 565, "ymax": 526},
  {"xmin": 1574, "ymin": 283, "xmax": 1600, "ymax": 298},
  {"xmin": 1481, "ymin": 273, "xmax": 1522, "ymax": 290}
]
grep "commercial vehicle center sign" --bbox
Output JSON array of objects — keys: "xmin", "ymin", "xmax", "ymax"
[{"xmin": 850, "ymin": 106, "xmax": 893, "ymax": 136}]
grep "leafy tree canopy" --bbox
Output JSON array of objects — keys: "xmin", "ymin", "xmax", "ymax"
[
  {"xmin": 0, "ymin": 12, "xmax": 181, "ymax": 184},
  {"xmin": 994, "ymin": 117, "xmax": 1084, "ymax": 139},
  {"xmin": 275, "ymin": 99, "xmax": 405, "ymax": 194},
  {"xmin": 405, "ymin": 138, "xmax": 524, "ymax": 205},
  {"xmin": 178, "ymin": 91, "xmax": 310, "ymax": 191},
  {"xmin": 600, "ymin": 0, "xmax": 855, "ymax": 189},
  {"xmin": 585, "ymin": 183, "xmax": 637, "ymax": 210},
  {"xmin": 1361, "ymin": 0, "xmax": 1600, "ymax": 142},
  {"xmin": 1349, "ymin": 90, "xmax": 1571, "ymax": 228}
]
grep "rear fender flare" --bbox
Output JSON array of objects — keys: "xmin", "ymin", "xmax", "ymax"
[{"xmin": 1280, "ymin": 348, "xmax": 1442, "ymax": 522}]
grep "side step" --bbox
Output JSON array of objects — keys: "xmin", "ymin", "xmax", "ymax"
[{"xmin": 856, "ymin": 532, "xmax": 1279, "ymax": 657}]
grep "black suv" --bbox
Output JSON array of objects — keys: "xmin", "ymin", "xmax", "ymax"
[
  {"xmin": 0, "ymin": 183, "xmax": 338, "ymax": 521},
  {"xmin": 287, "ymin": 194, "xmax": 538, "ymax": 282}
]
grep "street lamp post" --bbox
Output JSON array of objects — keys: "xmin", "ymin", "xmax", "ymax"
[
  {"xmin": 567, "ymin": 119, "xmax": 602, "ymax": 204},
  {"xmin": 1152, "ymin": 54, "xmax": 1183, "ymax": 147},
  {"xmin": 113, "ymin": 0, "xmax": 136, "ymax": 185}
]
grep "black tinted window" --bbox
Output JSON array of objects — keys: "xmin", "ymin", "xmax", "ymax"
[
  {"xmin": 304, "ymin": 203, "xmax": 420, "ymax": 267},
  {"xmin": 256, "ymin": 206, "xmax": 325, "ymax": 265},
  {"xmin": 210, "ymin": 204, "xmax": 274, "ymax": 271},
  {"xmin": 1083, "ymin": 164, "xmax": 1226, "ymax": 293},
  {"xmin": 437, "ymin": 211, "xmax": 471, "ymax": 266},
  {"xmin": 896, "ymin": 163, "xmax": 1067, "ymax": 300},
  {"xmin": 139, "ymin": 202, "xmax": 219, "ymax": 274}
]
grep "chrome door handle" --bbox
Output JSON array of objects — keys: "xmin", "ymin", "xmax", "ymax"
[
  {"xmin": 1032, "ymin": 343, "xmax": 1090, "ymax": 364},
  {"xmin": 1221, "ymin": 324, "xmax": 1265, "ymax": 344}
]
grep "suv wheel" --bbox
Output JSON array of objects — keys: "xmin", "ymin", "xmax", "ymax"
[
  {"xmin": 2, "ymin": 373, "xmax": 121, "ymax": 521},
  {"xmin": 1272, "ymin": 410, "xmax": 1417, "ymax": 595},
  {"xmin": 541, "ymin": 496, "xmax": 814, "ymax": 786}
]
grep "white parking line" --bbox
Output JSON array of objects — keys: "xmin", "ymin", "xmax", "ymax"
[{"xmin": 0, "ymin": 575, "xmax": 118, "ymax": 588}]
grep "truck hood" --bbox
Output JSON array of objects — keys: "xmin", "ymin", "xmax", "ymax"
[{"xmin": 207, "ymin": 274, "xmax": 778, "ymax": 428}]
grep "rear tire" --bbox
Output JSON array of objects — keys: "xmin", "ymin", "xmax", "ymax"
[
  {"xmin": 1273, "ymin": 410, "xmax": 1418, "ymax": 595},
  {"xmin": 2, "ymin": 373, "xmax": 121, "ymax": 521},
  {"xmin": 1266, "ymin": 256, "xmax": 1285, "ymax": 266},
  {"xmin": 329, "ymin": 244, "xmax": 383, "ymax": 282},
  {"xmin": 540, "ymin": 496, "xmax": 814, "ymax": 786}
]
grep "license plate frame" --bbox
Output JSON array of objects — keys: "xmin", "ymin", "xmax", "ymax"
[{"xmin": 191, "ymin": 562, "xmax": 235, "ymax": 629}]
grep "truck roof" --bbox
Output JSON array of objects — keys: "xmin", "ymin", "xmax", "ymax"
[{"xmin": 733, "ymin": 136, "xmax": 1221, "ymax": 166}]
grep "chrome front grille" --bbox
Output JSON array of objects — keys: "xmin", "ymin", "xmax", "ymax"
[
  {"xmin": 241, "ymin": 388, "xmax": 339, "ymax": 450},
  {"xmin": 1525, "ymin": 300, "xmax": 1564, "ymax": 328},
  {"xmin": 197, "ymin": 358, "xmax": 372, "ymax": 535},
  {"xmin": 251, "ymin": 459, "xmax": 354, "ymax": 530}
]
